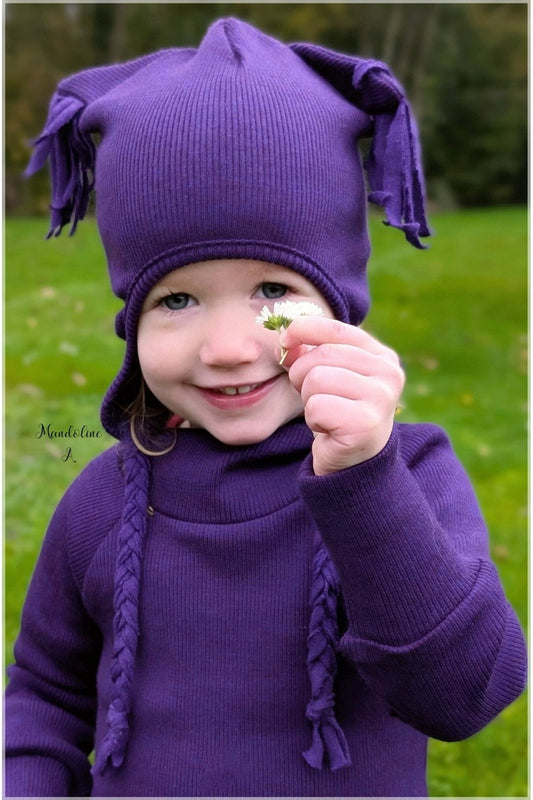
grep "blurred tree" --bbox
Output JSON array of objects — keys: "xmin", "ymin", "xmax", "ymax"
[
  {"xmin": 5, "ymin": 3, "xmax": 94, "ymax": 214},
  {"xmin": 5, "ymin": 3, "xmax": 527, "ymax": 215},
  {"xmin": 423, "ymin": 4, "xmax": 527, "ymax": 206}
]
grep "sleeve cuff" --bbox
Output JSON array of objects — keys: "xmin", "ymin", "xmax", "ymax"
[
  {"xmin": 298, "ymin": 425, "xmax": 480, "ymax": 645},
  {"xmin": 4, "ymin": 755, "xmax": 76, "ymax": 797}
]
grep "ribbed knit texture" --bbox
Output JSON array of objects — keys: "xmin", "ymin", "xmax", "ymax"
[
  {"xmin": 5, "ymin": 420, "xmax": 527, "ymax": 797},
  {"xmin": 25, "ymin": 17, "xmax": 430, "ymax": 437},
  {"xmin": 87, "ymin": 430, "xmax": 351, "ymax": 773},
  {"xmin": 14, "ymin": 17, "xmax": 525, "ymax": 798}
]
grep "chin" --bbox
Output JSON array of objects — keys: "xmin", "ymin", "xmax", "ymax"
[
  {"xmin": 211, "ymin": 429, "xmax": 274, "ymax": 447},
  {"xmin": 206, "ymin": 418, "xmax": 289, "ymax": 447}
]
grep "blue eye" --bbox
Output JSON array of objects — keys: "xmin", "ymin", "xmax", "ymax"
[
  {"xmin": 161, "ymin": 293, "xmax": 192, "ymax": 311},
  {"xmin": 260, "ymin": 283, "xmax": 288, "ymax": 300}
]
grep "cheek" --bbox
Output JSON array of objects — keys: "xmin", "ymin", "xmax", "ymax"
[
  {"xmin": 137, "ymin": 331, "xmax": 155, "ymax": 372},
  {"xmin": 137, "ymin": 326, "xmax": 174, "ymax": 381}
]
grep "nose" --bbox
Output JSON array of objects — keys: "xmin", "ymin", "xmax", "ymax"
[{"xmin": 199, "ymin": 307, "xmax": 262, "ymax": 367}]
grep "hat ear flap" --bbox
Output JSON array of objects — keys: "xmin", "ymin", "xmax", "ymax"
[{"xmin": 290, "ymin": 43, "xmax": 431, "ymax": 248}]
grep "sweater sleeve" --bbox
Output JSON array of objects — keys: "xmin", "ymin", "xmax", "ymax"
[
  {"xmin": 298, "ymin": 422, "xmax": 527, "ymax": 742},
  {"xmin": 4, "ymin": 481, "xmax": 103, "ymax": 797}
]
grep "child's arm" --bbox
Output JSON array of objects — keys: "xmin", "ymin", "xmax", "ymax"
[
  {"xmin": 286, "ymin": 317, "xmax": 527, "ymax": 739},
  {"xmin": 5, "ymin": 482, "xmax": 102, "ymax": 796},
  {"xmin": 299, "ymin": 422, "xmax": 526, "ymax": 740}
]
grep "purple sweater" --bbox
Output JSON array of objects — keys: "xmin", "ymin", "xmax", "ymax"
[{"xmin": 5, "ymin": 419, "xmax": 526, "ymax": 797}]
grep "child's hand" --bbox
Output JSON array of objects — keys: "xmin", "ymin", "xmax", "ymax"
[{"xmin": 279, "ymin": 317, "xmax": 405, "ymax": 476}]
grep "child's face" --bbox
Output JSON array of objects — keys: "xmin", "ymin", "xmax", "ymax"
[{"xmin": 137, "ymin": 259, "xmax": 333, "ymax": 446}]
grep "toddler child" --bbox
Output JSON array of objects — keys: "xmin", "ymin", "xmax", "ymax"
[{"xmin": 5, "ymin": 17, "xmax": 526, "ymax": 798}]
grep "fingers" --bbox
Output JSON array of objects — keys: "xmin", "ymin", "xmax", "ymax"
[
  {"xmin": 272, "ymin": 316, "xmax": 405, "ymax": 472},
  {"xmin": 303, "ymin": 393, "xmax": 389, "ymax": 441},
  {"xmin": 297, "ymin": 364, "xmax": 402, "ymax": 411},
  {"xmin": 304, "ymin": 393, "xmax": 395, "ymax": 475},
  {"xmin": 278, "ymin": 316, "xmax": 404, "ymax": 420},
  {"xmin": 280, "ymin": 316, "xmax": 397, "ymax": 361},
  {"xmin": 287, "ymin": 343, "xmax": 403, "ymax": 394},
  {"xmin": 279, "ymin": 318, "xmax": 401, "ymax": 381}
]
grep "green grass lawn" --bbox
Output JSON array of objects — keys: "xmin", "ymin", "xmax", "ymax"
[{"xmin": 4, "ymin": 209, "xmax": 528, "ymax": 796}]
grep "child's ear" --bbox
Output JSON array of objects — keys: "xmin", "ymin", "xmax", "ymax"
[{"xmin": 290, "ymin": 43, "xmax": 431, "ymax": 249}]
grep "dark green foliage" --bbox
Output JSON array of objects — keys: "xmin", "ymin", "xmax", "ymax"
[{"xmin": 5, "ymin": 4, "xmax": 527, "ymax": 214}]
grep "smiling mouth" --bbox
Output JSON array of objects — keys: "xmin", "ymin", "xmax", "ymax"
[
  {"xmin": 215, "ymin": 384, "xmax": 261, "ymax": 396},
  {"xmin": 197, "ymin": 376, "xmax": 280, "ymax": 405}
]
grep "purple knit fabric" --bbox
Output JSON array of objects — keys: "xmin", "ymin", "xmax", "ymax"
[
  {"xmin": 5, "ymin": 420, "xmax": 527, "ymax": 796},
  {"xmin": 22, "ymin": 18, "xmax": 434, "ymax": 776},
  {"xmin": 14, "ymin": 17, "xmax": 525, "ymax": 796},
  {"xmin": 92, "ymin": 441, "xmax": 151, "ymax": 774},
  {"xmin": 25, "ymin": 17, "xmax": 429, "ymax": 437},
  {"xmin": 303, "ymin": 535, "xmax": 351, "ymax": 770}
]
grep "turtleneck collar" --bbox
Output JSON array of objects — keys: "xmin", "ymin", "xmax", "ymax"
[{"xmin": 149, "ymin": 416, "xmax": 314, "ymax": 523}]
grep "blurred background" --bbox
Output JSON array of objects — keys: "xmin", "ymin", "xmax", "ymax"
[
  {"xmin": 4, "ymin": 4, "xmax": 528, "ymax": 797},
  {"xmin": 5, "ymin": 2, "xmax": 528, "ymax": 215}
]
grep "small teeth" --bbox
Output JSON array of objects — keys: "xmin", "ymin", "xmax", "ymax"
[{"xmin": 218, "ymin": 384, "xmax": 259, "ymax": 396}]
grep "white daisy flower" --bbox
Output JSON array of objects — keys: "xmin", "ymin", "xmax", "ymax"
[
  {"xmin": 256, "ymin": 300, "xmax": 325, "ymax": 331},
  {"xmin": 256, "ymin": 300, "xmax": 326, "ymax": 365}
]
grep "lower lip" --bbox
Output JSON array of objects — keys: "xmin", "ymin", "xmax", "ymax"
[{"xmin": 197, "ymin": 376, "xmax": 280, "ymax": 410}]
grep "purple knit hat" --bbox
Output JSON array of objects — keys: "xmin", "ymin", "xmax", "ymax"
[
  {"xmin": 27, "ymin": 17, "xmax": 430, "ymax": 776},
  {"xmin": 27, "ymin": 17, "xmax": 429, "ymax": 438}
]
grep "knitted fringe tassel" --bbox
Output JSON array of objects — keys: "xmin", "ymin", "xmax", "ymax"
[
  {"xmin": 25, "ymin": 91, "xmax": 96, "ymax": 238},
  {"xmin": 291, "ymin": 44, "xmax": 430, "ymax": 250},
  {"xmin": 352, "ymin": 59, "xmax": 431, "ymax": 249},
  {"xmin": 303, "ymin": 536, "xmax": 351, "ymax": 771},
  {"xmin": 92, "ymin": 441, "xmax": 152, "ymax": 775}
]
